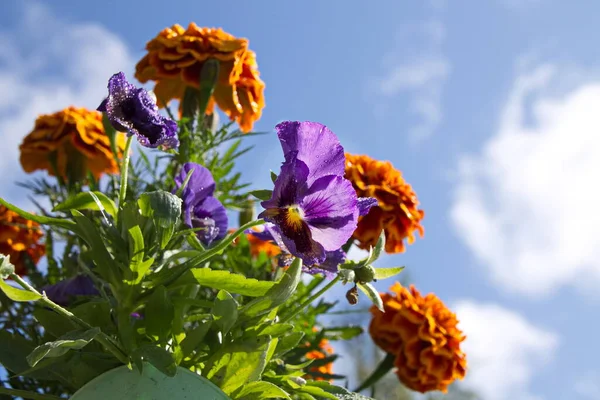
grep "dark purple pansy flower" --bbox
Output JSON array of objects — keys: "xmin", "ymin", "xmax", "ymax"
[
  {"xmin": 98, "ymin": 72, "xmax": 179, "ymax": 149},
  {"xmin": 251, "ymin": 227, "xmax": 346, "ymax": 278},
  {"xmin": 174, "ymin": 162, "xmax": 228, "ymax": 245},
  {"xmin": 43, "ymin": 275, "xmax": 99, "ymax": 306},
  {"xmin": 258, "ymin": 121, "xmax": 365, "ymax": 265}
]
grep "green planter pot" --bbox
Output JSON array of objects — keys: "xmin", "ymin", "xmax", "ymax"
[{"xmin": 70, "ymin": 363, "xmax": 230, "ymax": 400}]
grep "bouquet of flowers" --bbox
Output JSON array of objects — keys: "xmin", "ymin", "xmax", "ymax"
[{"xmin": 0, "ymin": 23, "xmax": 467, "ymax": 400}]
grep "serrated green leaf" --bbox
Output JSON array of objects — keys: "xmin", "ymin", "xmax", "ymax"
[
  {"xmin": 357, "ymin": 282, "xmax": 383, "ymax": 312},
  {"xmin": 235, "ymin": 381, "xmax": 291, "ymax": 400},
  {"xmin": 373, "ymin": 266, "xmax": 405, "ymax": 280},
  {"xmin": 146, "ymin": 286, "xmax": 174, "ymax": 342},
  {"xmin": 249, "ymin": 189, "xmax": 273, "ymax": 201},
  {"xmin": 26, "ymin": 328, "xmax": 100, "ymax": 367},
  {"xmin": 241, "ymin": 258, "xmax": 302, "ymax": 317},
  {"xmin": 213, "ymin": 290, "xmax": 238, "ymax": 336},
  {"xmin": 133, "ymin": 344, "xmax": 177, "ymax": 377},
  {"xmin": 53, "ymin": 191, "xmax": 117, "ymax": 218},
  {"xmin": 178, "ymin": 268, "xmax": 275, "ymax": 297},
  {"xmin": 0, "ymin": 279, "xmax": 41, "ymax": 302}
]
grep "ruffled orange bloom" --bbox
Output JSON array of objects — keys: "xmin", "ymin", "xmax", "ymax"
[
  {"xmin": 19, "ymin": 107, "xmax": 125, "ymax": 180},
  {"xmin": 345, "ymin": 154, "xmax": 424, "ymax": 254},
  {"xmin": 369, "ymin": 282, "xmax": 466, "ymax": 393},
  {"xmin": 0, "ymin": 206, "xmax": 45, "ymax": 276},
  {"xmin": 135, "ymin": 23, "xmax": 265, "ymax": 133},
  {"xmin": 304, "ymin": 338, "xmax": 335, "ymax": 381}
]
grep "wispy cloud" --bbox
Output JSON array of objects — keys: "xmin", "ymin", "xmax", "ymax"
[
  {"xmin": 372, "ymin": 20, "xmax": 450, "ymax": 141},
  {"xmin": 0, "ymin": 2, "xmax": 133, "ymax": 207},
  {"xmin": 451, "ymin": 62, "xmax": 600, "ymax": 297},
  {"xmin": 454, "ymin": 300, "xmax": 559, "ymax": 400}
]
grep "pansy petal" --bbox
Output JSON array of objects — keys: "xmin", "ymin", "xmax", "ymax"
[
  {"xmin": 276, "ymin": 121, "xmax": 345, "ymax": 186},
  {"xmin": 304, "ymin": 249, "xmax": 346, "ymax": 278},
  {"xmin": 195, "ymin": 196, "xmax": 228, "ymax": 242},
  {"xmin": 266, "ymin": 223, "xmax": 325, "ymax": 265},
  {"xmin": 260, "ymin": 154, "xmax": 309, "ymax": 210},
  {"xmin": 358, "ymin": 197, "xmax": 378, "ymax": 216},
  {"xmin": 301, "ymin": 175, "xmax": 358, "ymax": 251},
  {"xmin": 174, "ymin": 162, "xmax": 216, "ymax": 207}
]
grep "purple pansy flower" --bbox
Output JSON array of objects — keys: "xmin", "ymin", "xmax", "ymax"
[
  {"xmin": 43, "ymin": 275, "xmax": 99, "ymax": 306},
  {"xmin": 259, "ymin": 121, "xmax": 373, "ymax": 266},
  {"xmin": 98, "ymin": 72, "xmax": 179, "ymax": 149},
  {"xmin": 174, "ymin": 162, "xmax": 228, "ymax": 245},
  {"xmin": 252, "ymin": 227, "xmax": 347, "ymax": 278}
]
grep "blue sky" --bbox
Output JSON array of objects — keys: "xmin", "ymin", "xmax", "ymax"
[{"xmin": 2, "ymin": 1, "xmax": 600, "ymax": 399}]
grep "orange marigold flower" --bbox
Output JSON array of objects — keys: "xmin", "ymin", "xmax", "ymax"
[
  {"xmin": 135, "ymin": 23, "xmax": 265, "ymax": 133},
  {"xmin": 304, "ymin": 338, "xmax": 335, "ymax": 381},
  {"xmin": 345, "ymin": 153, "xmax": 424, "ymax": 254},
  {"xmin": 0, "ymin": 206, "xmax": 45, "ymax": 276},
  {"xmin": 369, "ymin": 282, "xmax": 467, "ymax": 393},
  {"xmin": 19, "ymin": 107, "xmax": 126, "ymax": 180}
]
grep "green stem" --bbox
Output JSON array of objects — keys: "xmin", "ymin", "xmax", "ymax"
[
  {"xmin": 11, "ymin": 274, "xmax": 130, "ymax": 365},
  {"xmin": 0, "ymin": 387, "xmax": 63, "ymax": 400},
  {"xmin": 281, "ymin": 275, "xmax": 341, "ymax": 324},
  {"xmin": 353, "ymin": 352, "xmax": 395, "ymax": 392},
  {"xmin": 119, "ymin": 136, "xmax": 134, "ymax": 207}
]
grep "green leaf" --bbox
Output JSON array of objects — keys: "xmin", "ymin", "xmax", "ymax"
[
  {"xmin": 369, "ymin": 232, "xmax": 385, "ymax": 264},
  {"xmin": 310, "ymin": 381, "xmax": 376, "ymax": 400},
  {"xmin": 138, "ymin": 191, "xmax": 181, "ymax": 228},
  {"xmin": 0, "ymin": 279, "xmax": 41, "ymax": 302},
  {"xmin": 0, "ymin": 198, "xmax": 78, "ymax": 233},
  {"xmin": 206, "ymin": 335, "xmax": 271, "ymax": 395},
  {"xmin": 213, "ymin": 290, "xmax": 238, "ymax": 336},
  {"xmin": 258, "ymin": 323, "xmax": 294, "ymax": 337},
  {"xmin": 180, "ymin": 321, "xmax": 212, "ymax": 358},
  {"xmin": 102, "ymin": 113, "xmax": 119, "ymax": 159},
  {"xmin": 241, "ymin": 258, "xmax": 302, "ymax": 317},
  {"xmin": 127, "ymin": 225, "xmax": 147, "ymax": 283},
  {"xmin": 270, "ymin": 171, "xmax": 278, "ymax": 184},
  {"xmin": 323, "ymin": 326, "xmax": 363, "ymax": 340},
  {"xmin": 146, "ymin": 286, "xmax": 174, "ymax": 342},
  {"xmin": 138, "ymin": 190, "xmax": 182, "ymax": 248},
  {"xmin": 353, "ymin": 352, "xmax": 395, "ymax": 393},
  {"xmin": 26, "ymin": 328, "xmax": 100, "ymax": 367},
  {"xmin": 295, "ymin": 385, "xmax": 338, "ymax": 400},
  {"xmin": 0, "ymin": 255, "xmax": 14, "ymax": 278},
  {"xmin": 33, "ymin": 308, "xmax": 73, "ymax": 337},
  {"xmin": 71, "ymin": 211, "xmax": 119, "ymax": 283},
  {"xmin": 249, "ymin": 189, "xmax": 273, "ymax": 201},
  {"xmin": 273, "ymin": 331, "xmax": 304, "ymax": 357},
  {"xmin": 357, "ymin": 282, "xmax": 383, "ymax": 312},
  {"xmin": 133, "ymin": 344, "xmax": 177, "ymax": 377},
  {"xmin": 235, "ymin": 381, "xmax": 291, "ymax": 400},
  {"xmin": 53, "ymin": 191, "xmax": 118, "ymax": 218},
  {"xmin": 0, "ymin": 331, "xmax": 35, "ymax": 374},
  {"xmin": 373, "ymin": 266, "xmax": 404, "ymax": 280},
  {"xmin": 178, "ymin": 268, "xmax": 275, "ymax": 297}
]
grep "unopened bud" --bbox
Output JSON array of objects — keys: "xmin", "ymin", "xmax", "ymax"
[
  {"xmin": 0, "ymin": 254, "xmax": 15, "ymax": 279},
  {"xmin": 354, "ymin": 264, "xmax": 376, "ymax": 283},
  {"xmin": 346, "ymin": 285, "xmax": 359, "ymax": 305}
]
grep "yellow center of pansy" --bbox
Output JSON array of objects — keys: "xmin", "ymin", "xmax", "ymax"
[{"xmin": 285, "ymin": 205, "xmax": 305, "ymax": 229}]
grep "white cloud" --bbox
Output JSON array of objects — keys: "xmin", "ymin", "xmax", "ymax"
[
  {"xmin": 0, "ymin": 2, "xmax": 133, "ymax": 207},
  {"xmin": 373, "ymin": 20, "xmax": 450, "ymax": 141},
  {"xmin": 454, "ymin": 301, "xmax": 559, "ymax": 400},
  {"xmin": 451, "ymin": 64, "xmax": 600, "ymax": 297}
]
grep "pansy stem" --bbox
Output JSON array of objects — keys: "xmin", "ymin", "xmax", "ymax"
[
  {"xmin": 11, "ymin": 274, "xmax": 130, "ymax": 365},
  {"xmin": 118, "ymin": 136, "xmax": 134, "ymax": 207},
  {"xmin": 281, "ymin": 275, "xmax": 341, "ymax": 324}
]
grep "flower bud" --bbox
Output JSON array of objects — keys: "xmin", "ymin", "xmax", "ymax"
[{"xmin": 354, "ymin": 264, "xmax": 376, "ymax": 283}]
